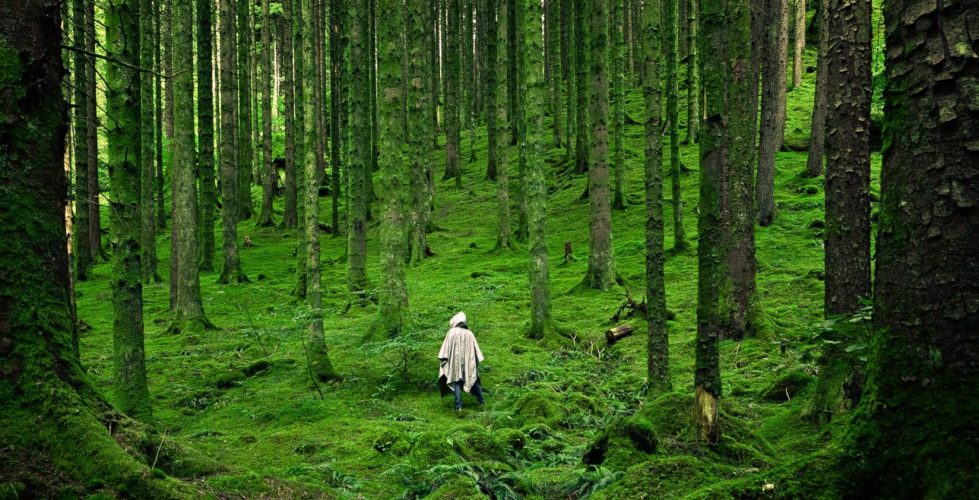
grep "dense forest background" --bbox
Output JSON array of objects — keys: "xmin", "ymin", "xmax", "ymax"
[{"xmin": 0, "ymin": 0, "xmax": 976, "ymax": 498}]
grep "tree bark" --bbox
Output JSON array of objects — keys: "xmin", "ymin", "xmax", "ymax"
[
  {"xmin": 843, "ymin": 1, "xmax": 979, "ymax": 495},
  {"xmin": 155, "ymin": 0, "xmax": 167, "ymax": 231},
  {"xmin": 163, "ymin": 0, "xmax": 175, "ymax": 139},
  {"xmin": 666, "ymin": 0, "xmax": 687, "ymax": 250},
  {"xmin": 611, "ymin": 0, "xmax": 626, "ymax": 210},
  {"xmin": 582, "ymin": 0, "xmax": 617, "ymax": 291},
  {"xmin": 281, "ymin": 0, "xmax": 299, "ymax": 228},
  {"xmin": 574, "ymin": 0, "xmax": 589, "ymax": 174},
  {"xmin": 256, "ymin": 0, "xmax": 277, "ymax": 227},
  {"xmin": 561, "ymin": 0, "xmax": 575, "ymax": 165},
  {"xmin": 330, "ymin": 0, "xmax": 345, "ymax": 235},
  {"xmin": 86, "ymin": 0, "xmax": 103, "ymax": 261},
  {"xmin": 443, "ymin": 0, "xmax": 462, "ymax": 185},
  {"xmin": 348, "ymin": 0, "xmax": 370, "ymax": 292},
  {"xmin": 684, "ymin": 0, "xmax": 700, "ymax": 144},
  {"xmin": 73, "ymin": 0, "xmax": 93, "ymax": 280},
  {"xmin": 643, "ymin": 0, "xmax": 670, "ymax": 394},
  {"xmin": 823, "ymin": 0, "xmax": 871, "ymax": 315},
  {"xmin": 485, "ymin": 0, "xmax": 499, "ymax": 182},
  {"xmin": 237, "ymin": 0, "xmax": 254, "ymax": 220},
  {"xmin": 756, "ymin": 0, "xmax": 788, "ymax": 226},
  {"xmin": 546, "ymin": 0, "xmax": 563, "ymax": 149},
  {"xmin": 409, "ymin": 0, "xmax": 434, "ymax": 264},
  {"xmin": 697, "ymin": 0, "xmax": 756, "ymax": 444},
  {"xmin": 106, "ymin": 0, "xmax": 152, "ymax": 418},
  {"xmin": 804, "ymin": 0, "xmax": 829, "ymax": 177},
  {"xmin": 198, "ymin": 0, "xmax": 217, "ymax": 271},
  {"xmin": 140, "ymin": 0, "xmax": 160, "ymax": 283},
  {"xmin": 792, "ymin": 0, "xmax": 805, "ymax": 89}
]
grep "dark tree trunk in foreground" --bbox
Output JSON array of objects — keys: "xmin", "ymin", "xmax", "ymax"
[
  {"xmin": 197, "ymin": 0, "xmax": 217, "ymax": 271},
  {"xmin": 642, "ymin": 0, "xmax": 670, "ymax": 394},
  {"xmin": 281, "ymin": 0, "xmax": 298, "ymax": 228},
  {"xmin": 140, "ymin": 0, "xmax": 159, "ymax": 283},
  {"xmin": 697, "ymin": 0, "xmax": 756, "ymax": 444},
  {"xmin": 666, "ymin": 0, "xmax": 687, "ymax": 250},
  {"xmin": 804, "ymin": 0, "xmax": 829, "ymax": 177},
  {"xmin": 823, "ymin": 0, "xmax": 871, "ymax": 315},
  {"xmin": 217, "ymin": 0, "xmax": 248, "ymax": 285},
  {"xmin": 72, "ymin": 0, "xmax": 93, "ymax": 280},
  {"xmin": 409, "ymin": 0, "xmax": 434, "ymax": 264},
  {"xmin": 374, "ymin": 0, "xmax": 408, "ymax": 336},
  {"xmin": 756, "ymin": 0, "xmax": 787, "ymax": 226},
  {"xmin": 843, "ymin": 1, "xmax": 979, "ymax": 495},
  {"xmin": 582, "ymin": 0, "xmax": 617, "ymax": 291},
  {"xmin": 301, "ymin": 0, "xmax": 338, "ymax": 380},
  {"xmin": 170, "ymin": 0, "xmax": 212, "ymax": 334},
  {"xmin": 0, "ymin": 5, "xmax": 184, "ymax": 493},
  {"xmin": 522, "ymin": 0, "xmax": 551, "ymax": 339},
  {"xmin": 106, "ymin": 0, "xmax": 151, "ymax": 417},
  {"xmin": 348, "ymin": 0, "xmax": 370, "ymax": 292},
  {"xmin": 257, "ymin": 0, "xmax": 276, "ymax": 227}
]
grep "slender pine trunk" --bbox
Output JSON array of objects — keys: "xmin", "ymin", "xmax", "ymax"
[{"xmin": 197, "ymin": 0, "xmax": 217, "ymax": 271}]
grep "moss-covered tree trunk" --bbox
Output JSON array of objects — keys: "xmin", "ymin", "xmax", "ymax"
[
  {"xmin": 300, "ymin": 0, "xmax": 338, "ymax": 381},
  {"xmin": 666, "ymin": 0, "xmax": 687, "ymax": 251},
  {"xmin": 348, "ymin": 0, "xmax": 370, "ymax": 292},
  {"xmin": 217, "ymin": 0, "xmax": 248, "ymax": 285},
  {"xmin": 256, "ymin": 0, "xmax": 276, "ymax": 227},
  {"xmin": 163, "ymin": 0, "xmax": 175, "ymax": 140},
  {"xmin": 140, "ymin": 0, "xmax": 159, "ymax": 283},
  {"xmin": 106, "ymin": 0, "xmax": 152, "ymax": 418},
  {"xmin": 484, "ymin": 0, "xmax": 498, "ymax": 182},
  {"xmin": 293, "ymin": 0, "xmax": 310, "ymax": 298},
  {"xmin": 170, "ymin": 0, "xmax": 213, "ymax": 334},
  {"xmin": 573, "ymin": 0, "xmax": 588, "ymax": 174},
  {"xmin": 493, "ymin": 0, "xmax": 512, "ymax": 251},
  {"xmin": 72, "ymin": 0, "xmax": 93, "ymax": 281},
  {"xmin": 582, "ymin": 0, "xmax": 617, "ymax": 291},
  {"xmin": 197, "ymin": 0, "xmax": 217, "ymax": 272},
  {"xmin": 330, "ymin": 0, "xmax": 345, "ymax": 234},
  {"xmin": 316, "ymin": 0, "xmax": 330, "ymax": 223},
  {"xmin": 155, "ymin": 1, "xmax": 167, "ymax": 231},
  {"xmin": 506, "ymin": 0, "xmax": 518, "ymax": 146},
  {"xmin": 611, "ymin": 0, "xmax": 626, "ymax": 210},
  {"xmin": 281, "ymin": 0, "xmax": 299, "ymax": 228},
  {"xmin": 561, "ymin": 0, "xmax": 575, "ymax": 165},
  {"xmin": 804, "ymin": 0, "xmax": 828, "ymax": 178},
  {"xmin": 431, "ymin": 0, "xmax": 441, "ymax": 150},
  {"xmin": 521, "ymin": 0, "xmax": 551, "ymax": 339},
  {"xmin": 642, "ymin": 0, "xmax": 670, "ymax": 394},
  {"xmin": 823, "ymin": 0, "xmax": 871, "ymax": 315},
  {"xmin": 409, "ymin": 0, "xmax": 434, "ymax": 265},
  {"xmin": 463, "ymin": 0, "xmax": 476, "ymax": 163},
  {"xmin": 237, "ymin": 0, "xmax": 254, "ymax": 220},
  {"xmin": 85, "ymin": 0, "xmax": 104, "ymax": 261},
  {"xmin": 791, "ymin": 0, "xmax": 805, "ymax": 89},
  {"xmin": 684, "ymin": 0, "xmax": 699, "ymax": 144},
  {"xmin": 697, "ymin": 0, "xmax": 756, "ymax": 444},
  {"xmin": 443, "ymin": 0, "xmax": 462, "ymax": 185},
  {"xmin": 0, "ymin": 8, "xmax": 189, "ymax": 493},
  {"xmin": 374, "ymin": 0, "xmax": 408, "ymax": 336},
  {"xmin": 841, "ymin": 1, "xmax": 979, "ymax": 495},
  {"xmin": 756, "ymin": 0, "xmax": 787, "ymax": 226},
  {"xmin": 546, "ymin": 0, "xmax": 562, "ymax": 149}
]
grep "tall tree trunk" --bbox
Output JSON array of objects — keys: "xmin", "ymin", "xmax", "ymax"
[
  {"xmin": 493, "ymin": 0, "xmax": 512, "ymax": 250},
  {"xmin": 666, "ymin": 0, "xmax": 687, "ymax": 250},
  {"xmin": 348, "ymin": 0, "xmax": 370, "ymax": 292},
  {"xmin": 73, "ymin": 0, "xmax": 93, "ymax": 280},
  {"xmin": 546, "ymin": 0, "xmax": 563, "ymax": 149},
  {"xmin": 507, "ymin": 0, "xmax": 518, "ymax": 146},
  {"xmin": 581, "ymin": 0, "xmax": 617, "ymax": 291},
  {"xmin": 805, "ymin": 0, "xmax": 829, "ymax": 178},
  {"xmin": 485, "ymin": 0, "xmax": 499, "ymax": 182},
  {"xmin": 520, "ymin": 0, "xmax": 552, "ymax": 339},
  {"xmin": 155, "ymin": 0, "xmax": 166, "ymax": 231},
  {"xmin": 844, "ymin": 1, "xmax": 979, "ymax": 495},
  {"xmin": 611, "ymin": 0, "xmax": 626, "ymax": 210},
  {"xmin": 170, "ymin": 0, "xmax": 213, "ymax": 334},
  {"xmin": 573, "ymin": 0, "xmax": 589, "ymax": 174},
  {"xmin": 198, "ymin": 0, "xmax": 217, "ymax": 271},
  {"xmin": 281, "ymin": 0, "xmax": 299, "ymax": 228},
  {"xmin": 561, "ymin": 0, "xmax": 574, "ymax": 164},
  {"xmin": 365, "ymin": 0, "xmax": 378, "ymax": 222},
  {"xmin": 792, "ymin": 0, "xmax": 805, "ymax": 89},
  {"xmin": 314, "ymin": 0, "xmax": 328, "ymax": 221},
  {"xmin": 330, "ymin": 0, "xmax": 345, "ymax": 234},
  {"xmin": 513, "ymin": 2, "xmax": 528, "ymax": 243},
  {"xmin": 237, "ymin": 0, "xmax": 254, "ymax": 220},
  {"xmin": 140, "ymin": 0, "xmax": 159, "ymax": 283},
  {"xmin": 443, "ymin": 0, "xmax": 462, "ymax": 185},
  {"xmin": 256, "ymin": 0, "xmax": 276, "ymax": 227},
  {"xmin": 217, "ymin": 0, "xmax": 248, "ymax": 285},
  {"xmin": 409, "ymin": 0, "xmax": 434, "ymax": 264},
  {"xmin": 642, "ymin": 0, "xmax": 670, "ymax": 394},
  {"xmin": 300, "ymin": 0, "xmax": 338, "ymax": 380},
  {"xmin": 684, "ymin": 0, "xmax": 699, "ymax": 144},
  {"xmin": 823, "ymin": 0, "xmax": 871, "ymax": 315},
  {"xmin": 106, "ymin": 0, "xmax": 152, "ymax": 417},
  {"xmin": 86, "ymin": 0, "xmax": 103, "ymax": 261},
  {"xmin": 163, "ymin": 0, "xmax": 174, "ymax": 139},
  {"xmin": 431, "ymin": 0, "xmax": 441, "ymax": 150},
  {"xmin": 463, "ymin": 0, "xmax": 476, "ymax": 163},
  {"xmin": 756, "ymin": 0, "xmax": 788, "ymax": 226},
  {"xmin": 697, "ymin": 0, "xmax": 756, "ymax": 444},
  {"xmin": 374, "ymin": 0, "xmax": 408, "ymax": 336}
]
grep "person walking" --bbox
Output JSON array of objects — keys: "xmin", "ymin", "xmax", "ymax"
[{"xmin": 438, "ymin": 312, "xmax": 485, "ymax": 411}]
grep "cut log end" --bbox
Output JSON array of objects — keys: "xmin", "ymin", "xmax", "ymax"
[{"xmin": 605, "ymin": 324, "xmax": 635, "ymax": 343}]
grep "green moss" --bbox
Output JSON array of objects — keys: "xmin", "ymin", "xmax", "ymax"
[
  {"xmin": 760, "ymin": 366, "xmax": 814, "ymax": 402},
  {"xmin": 512, "ymin": 390, "xmax": 562, "ymax": 426}
]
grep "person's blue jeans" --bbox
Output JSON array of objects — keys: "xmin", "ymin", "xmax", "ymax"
[{"xmin": 452, "ymin": 380, "xmax": 484, "ymax": 409}]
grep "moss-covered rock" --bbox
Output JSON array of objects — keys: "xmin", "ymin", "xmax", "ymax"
[
  {"xmin": 760, "ymin": 366, "xmax": 814, "ymax": 402},
  {"xmin": 583, "ymin": 415, "xmax": 657, "ymax": 469},
  {"xmin": 593, "ymin": 456, "xmax": 725, "ymax": 499},
  {"xmin": 512, "ymin": 390, "xmax": 562, "ymax": 426},
  {"xmin": 427, "ymin": 476, "xmax": 486, "ymax": 499}
]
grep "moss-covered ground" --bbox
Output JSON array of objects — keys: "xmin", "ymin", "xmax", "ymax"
[{"xmin": 73, "ymin": 39, "xmax": 882, "ymax": 498}]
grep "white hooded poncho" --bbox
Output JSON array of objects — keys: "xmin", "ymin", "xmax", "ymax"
[{"xmin": 438, "ymin": 312, "xmax": 484, "ymax": 395}]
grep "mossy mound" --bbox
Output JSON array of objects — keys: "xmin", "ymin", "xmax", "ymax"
[
  {"xmin": 583, "ymin": 414, "xmax": 658, "ymax": 469},
  {"xmin": 427, "ymin": 476, "xmax": 486, "ymax": 499},
  {"xmin": 760, "ymin": 366, "xmax": 814, "ymax": 401},
  {"xmin": 511, "ymin": 390, "xmax": 562, "ymax": 426},
  {"xmin": 593, "ymin": 456, "xmax": 729, "ymax": 499}
]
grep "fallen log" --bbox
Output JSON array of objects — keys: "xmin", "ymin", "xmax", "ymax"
[{"xmin": 606, "ymin": 324, "xmax": 635, "ymax": 343}]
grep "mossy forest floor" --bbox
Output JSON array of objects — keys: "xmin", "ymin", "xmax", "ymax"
[{"xmin": 74, "ymin": 44, "xmax": 880, "ymax": 498}]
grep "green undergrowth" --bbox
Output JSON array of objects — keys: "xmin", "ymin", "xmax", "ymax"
[{"xmin": 70, "ymin": 40, "xmax": 881, "ymax": 498}]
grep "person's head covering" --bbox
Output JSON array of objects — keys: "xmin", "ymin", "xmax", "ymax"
[{"xmin": 450, "ymin": 311, "xmax": 467, "ymax": 328}]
